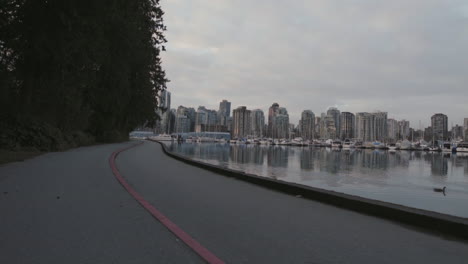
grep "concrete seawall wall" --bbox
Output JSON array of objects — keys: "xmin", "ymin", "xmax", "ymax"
[{"xmin": 150, "ymin": 140, "xmax": 468, "ymax": 241}]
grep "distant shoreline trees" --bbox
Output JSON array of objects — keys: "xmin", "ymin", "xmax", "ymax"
[{"xmin": 0, "ymin": 0, "xmax": 167, "ymax": 150}]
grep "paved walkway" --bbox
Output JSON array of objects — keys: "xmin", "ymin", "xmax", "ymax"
[
  {"xmin": 1, "ymin": 140, "xmax": 468, "ymax": 263},
  {"xmin": 0, "ymin": 141, "xmax": 203, "ymax": 264}
]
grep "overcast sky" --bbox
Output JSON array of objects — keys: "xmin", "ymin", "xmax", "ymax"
[{"xmin": 160, "ymin": 0, "xmax": 468, "ymax": 128}]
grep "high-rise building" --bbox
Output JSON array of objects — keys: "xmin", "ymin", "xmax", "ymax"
[
  {"xmin": 397, "ymin": 120, "xmax": 410, "ymax": 140},
  {"xmin": 251, "ymin": 109, "xmax": 265, "ymax": 138},
  {"xmin": 340, "ymin": 112, "xmax": 355, "ymax": 140},
  {"xmin": 327, "ymin": 107, "xmax": 340, "ymax": 138},
  {"xmin": 195, "ymin": 106, "xmax": 218, "ymax": 132},
  {"xmin": 355, "ymin": 112, "xmax": 387, "ymax": 141},
  {"xmin": 464, "ymin": 118, "xmax": 468, "ymax": 140},
  {"xmin": 232, "ymin": 106, "xmax": 251, "ymax": 138},
  {"xmin": 268, "ymin": 103, "xmax": 280, "ymax": 137},
  {"xmin": 300, "ymin": 110, "xmax": 315, "ymax": 140},
  {"xmin": 314, "ymin": 116, "xmax": 321, "ymax": 139},
  {"xmin": 373, "ymin": 112, "xmax": 387, "ymax": 141},
  {"xmin": 218, "ymin": 100, "xmax": 231, "ymax": 126},
  {"xmin": 451, "ymin": 125, "xmax": 464, "ymax": 140},
  {"xmin": 175, "ymin": 115, "xmax": 190, "ymax": 133},
  {"xmin": 431, "ymin": 113, "xmax": 448, "ymax": 140},
  {"xmin": 160, "ymin": 109, "xmax": 176, "ymax": 134},
  {"xmin": 321, "ymin": 115, "xmax": 336, "ymax": 139},
  {"xmin": 167, "ymin": 109, "xmax": 176, "ymax": 133},
  {"xmin": 355, "ymin": 112, "xmax": 375, "ymax": 142},
  {"xmin": 195, "ymin": 106, "xmax": 208, "ymax": 127},
  {"xmin": 159, "ymin": 90, "xmax": 171, "ymax": 110},
  {"xmin": 186, "ymin": 107, "xmax": 196, "ymax": 132},
  {"xmin": 387, "ymin": 118, "xmax": 398, "ymax": 141},
  {"xmin": 274, "ymin": 107, "xmax": 290, "ymax": 139}
]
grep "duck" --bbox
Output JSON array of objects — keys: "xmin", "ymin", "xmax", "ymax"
[{"xmin": 433, "ymin": 186, "xmax": 446, "ymax": 194}]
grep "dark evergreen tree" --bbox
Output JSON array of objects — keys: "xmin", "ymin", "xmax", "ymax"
[{"xmin": 0, "ymin": 0, "xmax": 167, "ymax": 149}]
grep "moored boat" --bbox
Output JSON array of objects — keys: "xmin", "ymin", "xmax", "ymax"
[
  {"xmin": 456, "ymin": 142, "xmax": 468, "ymax": 152},
  {"xmin": 331, "ymin": 140, "xmax": 342, "ymax": 148},
  {"xmin": 150, "ymin": 134, "xmax": 174, "ymax": 141}
]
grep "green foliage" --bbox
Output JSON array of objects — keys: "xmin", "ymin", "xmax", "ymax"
[{"xmin": 0, "ymin": 0, "xmax": 167, "ymax": 150}]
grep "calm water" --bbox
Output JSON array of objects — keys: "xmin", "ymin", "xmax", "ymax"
[{"xmin": 166, "ymin": 143, "xmax": 468, "ymax": 218}]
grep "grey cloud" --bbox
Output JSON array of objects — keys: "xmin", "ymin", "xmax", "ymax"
[{"xmin": 161, "ymin": 0, "xmax": 468, "ymax": 125}]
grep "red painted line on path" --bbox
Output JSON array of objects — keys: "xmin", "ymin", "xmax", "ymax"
[{"xmin": 109, "ymin": 141, "xmax": 225, "ymax": 264}]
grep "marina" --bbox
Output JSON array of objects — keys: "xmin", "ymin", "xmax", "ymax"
[{"xmin": 166, "ymin": 142, "xmax": 468, "ymax": 218}]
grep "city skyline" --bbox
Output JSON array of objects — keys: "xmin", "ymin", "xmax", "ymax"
[
  {"xmin": 165, "ymin": 96, "xmax": 465, "ymax": 130},
  {"xmin": 157, "ymin": 94, "xmax": 466, "ymax": 141},
  {"xmin": 161, "ymin": 0, "xmax": 468, "ymax": 127}
]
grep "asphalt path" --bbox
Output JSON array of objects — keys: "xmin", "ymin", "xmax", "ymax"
[
  {"xmin": 0, "ymin": 141, "xmax": 203, "ymax": 264},
  {"xmin": 116, "ymin": 141, "xmax": 468, "ymax": 264},
  {"xmin": 1, "ymin": 140, "xmax": 468, "ymax": 264}
]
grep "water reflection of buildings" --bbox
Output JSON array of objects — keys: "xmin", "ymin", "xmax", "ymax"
[
  {"xmin": 422, "ymin": 152, "xmax": 449, "ymax": 176},
  {"xmin": 299, "ymin": 148, "xmax": 314, "ymax": 170},
  {"xmin": 230, "ymin": 145, "xmax": 266, "ymax": 165},
  {"xmin": 453, "ymin": 153, "xmax": 468, "ymax": 175},
  {"xmin": 170, "ymin": 143, "xmax": 230, "ymax": 163},
  {"xmin": 169, "ymin": 143, "xmax": 466, "ymax": 180},
  {"xmin": 267, "ymin": 146, "xmax": 289, "ymax": 168}
]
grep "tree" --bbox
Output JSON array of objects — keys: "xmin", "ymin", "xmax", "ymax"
[{"xmin": 0, "ymin": 0, "xmax": 167, "ymax": 149}]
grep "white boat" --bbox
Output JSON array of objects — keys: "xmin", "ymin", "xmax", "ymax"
[
  {"xmin": 456, "ymin": 142, "xmax": 468, "ymax": 152},
  {"xmin": 291, "ymin": 137, "xmax": 304, "ymax": 146},
  {"xmin": 428, "ymin": 146, "xmax": 441, "ymax": 152},
  {"xmin": 388, "ymin": 143, "xmax": 397, "ymax": 151},
  {"xmin": 342, "ymin": 139, "xmax": 352, "ymax": 149},
  {"xmin": 372, "ymin": 141, "xmax": 386, "ymax": 149},
  {"xmin": 150, "ymin": 134, "xmax": 174, "ymax": 141},
  {"xmin": 331, "ymin": 140, "xmax": 342, "ymax": 148},
  {"xmin": 400, "ymin": 140, "xmax": 412, "ymax": 150}
]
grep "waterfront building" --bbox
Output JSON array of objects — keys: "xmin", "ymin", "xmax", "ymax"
[
  {"xmin": 327, "ymin": 107, "xmax": 340, "ymax": 139},
  {"xmin": 355, "ymin": 112, "xmax": 387, "ymax": 142},
  {"xmin": 268, "ymin": 103, "xmax": 280, "ymax": 137},
  {"xmin": 195, "ymin": 124, "xmax": 228, "ymax": 133},
  {"xmin": 227, "ymin": 117, "xmax": 233, "ymax": 133},
  {"xmin": 355, "ymin": 112, "xmax": 375, "ymax": 142},
  {"xmin": 195, "ymin": 107, "xmax": 207, "ymax": 127},
  {"xmin": 314, "ymin": 116, "xmax": 321, "ymax": 139},
  {"xmin": 340, "ymin": 112, "xmax": 355, "ymax": 140},
  {"xmin": 374, "ymin": 112, "xmax": 388, "ymax": 141},
  {"xmin": 160, "ymin": 109, "xmax": 176, "ymax": 134},
  {"xmin": 451, "ymin": 125, "xmax": 464, "ymax": 141},
  {"xmin": 196, "ymin": 106, "xmax": 218, "ymax": 129},
  {"xmin": 159, "ymin": 90, "xmax": 171, "ymax": 111},
  {"xmin": 218, "ymin": 100, "xmax": 231, "ymax": 126},
  {"xmin": 431, "ymin": 113, "xmax": 448, "ymax": 140},
  {"xmin": 398, "ymin": 120, "xmax": 410, "ymax": 140},
  {"xmin": 289, "ymin": 123, "xmax": 296, "ymax": 139},
  {"xmin": 387, "ymin": 118, "xmax": 398, "ymax": 141},
  {"xmin": 232, "ymin": 106, "xmax": 251, "ymax": 138},
  {"xmin": 300, "ymin": 110, "xmax": 315, "ymax": 140},
  {"xmin": 175, "ymin": 114, "xmax": 191, "ymax": 133},
  {"xmin": 274, "ymin": 107, "xmax": 290, "ymax": 139},
  {"xmin": 464, "ymin": 118, "xmax": 468, "ymax": 140},
  {"xmin": 251, "ymin": 109, "xmax": 265, "ymax": 138},
  {"xmin": 186, "ymin": 107, "xmax": 196, "ymax": 132},
  {"xmin": 167, "ymin": 109, "xmax": 176, "ymax": 133},
  {"xmin": 424, "ymin": 126, "xmax": 433, "ymax": 142},
  {"xmin": 320, "ymin": 115, "xmax": 336, "ymax": 139}
]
